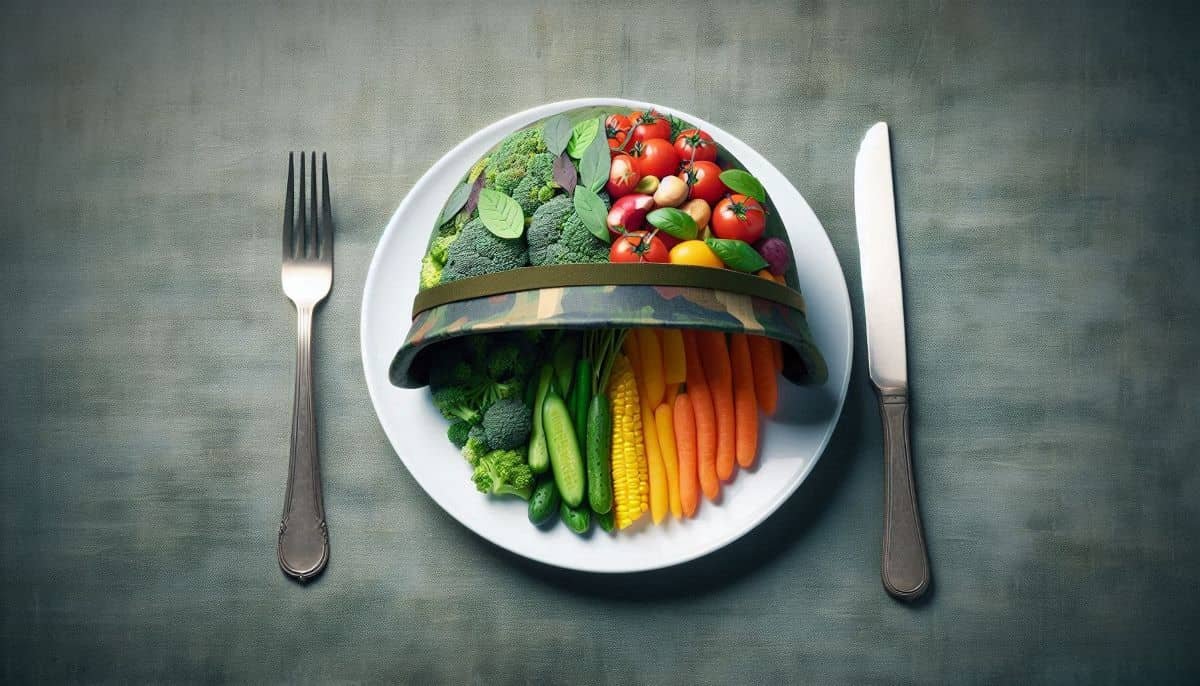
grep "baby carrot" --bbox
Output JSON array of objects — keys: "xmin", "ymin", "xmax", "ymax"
[
  {"xmin": 729, "ymin": 334, "xmax": 759, "ymax": 469},
  {"xmin": 655, "ymin": 403, "xmax": 682, "ymax": 519},
  {"xmin": 748, "ymin": 335, "xmax": 779, "ymax": 415},
  {"xmin": 682, "ymin": 331, "xmax": 719, "ymax": 501},
  {"xmin": 636, "ymin": 328, "xmax": 665, "ymax": 408},
  {"xmin": 660, "ymin": 328, "xmax": 687, "ymax": 385},
  {"xmin": 673, "ymin": 393, "xmax": 699, "ymax": 517},
  {"xmin": 698, "ymin": 331, "xmax": 736, "ymax": 482}
]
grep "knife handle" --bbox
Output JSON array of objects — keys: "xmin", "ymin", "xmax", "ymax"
[{"xmin": 874, "ymin": 383, "xmax": 930, "ymax": 602}]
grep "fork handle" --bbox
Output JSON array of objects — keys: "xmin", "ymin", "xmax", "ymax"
[
  {"xmin": 875, "ymin": 383, "xmax": 930, "ymax": 602},
  {"xmin": 278, "ymin": 304, "xmax": 329, "ymax": 581}
]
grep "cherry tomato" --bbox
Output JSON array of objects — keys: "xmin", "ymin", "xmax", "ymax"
[
  {"xmin": 668, "ymin": 240, "xmax": 725, "ymax": 268},
  {"xmin": 606, "ymin": 114, "xmax": 631, "ymax": 138},
  {"xmin": 678, "ymin": 161, "xmax": 727, "ymax": 205},
  {"xmin": 630, "ymin": 138, "xmax": 680, "ymax": 179},
  {"xmin": 606, "ymin": 154, "xmax": 640, "ymax": 199},
  {"xmin": 711, "ymin": 194, "xmax": 767, "ymax": 243},
  {"xmin": 610, "ymin": 231, "xmax": 669, "ymax": 263},
  {"xmin": 673, "ymin": 129, "xmax": 717, "ymax": 163},
  {"xmin": 605, "ymin": 114, "xmax": 631, "ymax": 150},
  {"xmin": 629, "ymin": 110, "xmax": 671, "ymax": 144}
]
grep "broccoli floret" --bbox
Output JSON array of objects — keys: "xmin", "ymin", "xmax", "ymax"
[
  {"xmin": 485, "ymin": 128, "xmax": 549, "ymax": 196},
  {"xmin": 462, "ymin": 432, "xmax": 490, "ymax": 465},
  {"xmin": 431, "ymin": 386, "xmax": 480, "ymax": 425},
  {"xmin": 419, "ymin": 233, "xmax": 458, "ymax": 290},
  {"xmin": 482, "ymin": 397, "xmax": 532, "ymax": 450},
  {"xmin": 440, "ymin": 217, "xmax": 529, "ymax": 282},
  {"xmin": 428, "ymin": 233, "xmax": 456, "ymax": 263},
  {"xmin": 512, "ymin": 152, "xmax": 559, "ymax": 215},
  {"xmin": 527, "ymin": 195, "xmax": 610, "ymax": 266},
  {"xmin": 420, "ymin": 253, "xmax": 443, "ymax": 290},
  {"xmin": 471, "ymin": 449, "xmax": 534, "ymax": 499},
  {"xmin": 447, "ymin": 420, "xmax": 472, "ymax": 449}
]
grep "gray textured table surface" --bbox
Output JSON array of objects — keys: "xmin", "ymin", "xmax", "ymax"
[{"xmin": 3, "ymin": 1, "xmax": 1198, "ymax": 683}]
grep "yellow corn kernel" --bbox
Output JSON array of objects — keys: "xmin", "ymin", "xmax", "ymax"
[{"xmin": 608, "ymin": 354, "xmax": 649, "ymax": 530}]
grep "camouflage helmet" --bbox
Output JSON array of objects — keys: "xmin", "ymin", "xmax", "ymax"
[{"xmin": 390, "ymin": 107, "xmax": 827, "ymax": 389}]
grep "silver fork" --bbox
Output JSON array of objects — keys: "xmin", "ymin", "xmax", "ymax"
[{"xmin": 278, "ymin": 151, "xmax": 332, "ymax": 581}]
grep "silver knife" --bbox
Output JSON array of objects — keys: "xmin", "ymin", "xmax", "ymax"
[{"xmin": 855, "ymin": 122, "xmax": 931, "ymax": 601}]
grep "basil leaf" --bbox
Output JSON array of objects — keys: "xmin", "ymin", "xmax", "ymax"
[
  {"xmin": 437, "ymin": 182, "xmax": 472, "ymax": 227},
  {"xmin": 706, "ymin": 237, "xmax": 768, "ymax": 272},
  {"xmin": 477, "ymin": 188, "xmax": 525, "ymax": 239},
  {"xmin": 542, "ymin": 115, "xmax": 573, "ymax": 157},
  {"xmin": 567, "ymin": 117, "xmax": 601, "ymax": 159},
  {"xmin": 579, "ymin": 133, "xmax": 611, "ymax": 193},
  {"xmin": 573, "ymin": 186, "xmax": 610, "ymax": 243},
  {"xmin": 553, "ymin": 152, "xmax": 577, "ymax": 196},
  {"xmin": 462, "ymin": 175, "xmax": 486, "ymax": 216},
  {"xmin": 645, "ymin": 207, "xmax": 698, "ymax": 240},
  {"xmin": 718, "ymin": 169, "xmax": 767, "ymax": 203}
]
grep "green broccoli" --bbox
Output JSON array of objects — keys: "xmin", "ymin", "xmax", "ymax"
[
  {"xmin": 527, "ymin": 195, "xmax": 610, "ymax": 266},
  {"xmin": 419, "ymin": 233, "xmax": 458, "ymax": 289},
  {"xmin": 482, "ymin": 397, "xmax": 533, "ymax": 450},
  {"xmin": 484, "ymin": 128, "xmax": 548, "ymax": 196},
  {"xmin": 462, "ymin": 426, "xmax": 490, "ymax": 465},
  {"xmin": 440, "ymin": 217, "xmax": 529, "ymax": 283},
  {"xmin": 511, "ymin": 152, "xmax": 559, "ymax": 215},
  {"xmin": 432, "ymin": 386, "xmax": 481, "ymax": 425},
  {"xmin": 447, "ymin": 420, "xmax": 472, "ymax": 449},
  {"xmin": 471, "ymin": 449, "xmax": 535, "ymax": 499}
]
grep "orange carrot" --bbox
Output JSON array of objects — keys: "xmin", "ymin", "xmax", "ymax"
[
  {"xmin": 636, "ymin": 328, "xmax": 665, "ymax": 407},
  {"xmin": 655, "ymin": 403, "xmax": 682, "ymax": 519},
  {"xmin": 729, "ymin": 334, "xmax": 759, "ymax": 469},
  {"xmin": 698, "ymin": 331, "xmax": 736, "ymax": 482},
  {"xmin": 660, "ymin": 328, "xmax": 687, "ymax": 385},
  {"xmin": 748, "ymin": 335, "xmax": 779, "ymax": 415},
  {"xmin": 674, "ymin": 393, "xmax": 699, "ymax": 517},
  {"xmin": 682, "ymin": 331, "xmax": 719, "ymax": 501}
]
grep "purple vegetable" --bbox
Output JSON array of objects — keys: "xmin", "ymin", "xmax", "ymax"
[{"xmin": 754, "ymin": 237, "xmax": 791, "ymax": 276}]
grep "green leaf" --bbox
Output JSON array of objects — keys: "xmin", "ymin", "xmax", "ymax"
[
  {"xmin": 579, "ymin": 133, "xmax": 611, "ymax": 193},
  {"xmin": 645, "ymin": 207, "xmax": 698, "ymax": 240},
  {"xmin": 567, "ymin": 117, "xmax": 601, "ymax": 159},
  {"xmin": 542, "ymin": 115, "xmax": 573, "ymax": 157},
  {"xmin": 437, "ymin": 182, "xmax": 473, "ymax": 228},
  {"xmin": 706, "ymin": 237, "xmax": 768, "ymax": 272},
  {"xmin": 477, "ymin": 188, "xmax": 525, "ymax": 239},
  {"xmin": 573, "ymin": 186, "xmax": 610, "ymax": 243},
  {"xmin": 718, "ymin": 169, "xmax": 767, "ymax": 203}
]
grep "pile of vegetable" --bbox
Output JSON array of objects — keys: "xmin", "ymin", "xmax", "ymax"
[
  {"xmin": 420, "ymin": 108, "xmax": 793, "ymax": 291},
  {"xmin": 431, "ymin": 324, "xmax": 786, "ymax": 534},
  {"xmin": 421, "ymin": 106, "xmax": 801, "ymax": 534}
]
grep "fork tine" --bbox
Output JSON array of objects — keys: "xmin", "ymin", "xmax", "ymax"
[
  {"xmin": 298, "ymin": 151, "xmax": 308, "ymax": 256},
  {"xmin": 319, "ymin": 153, "xmax": 332, "ymax": 261},
  {"xmin": 283, "ymin": 153, "xmax": 294, "ymax": 258},
  {"xmin": 308, "ymin": 151, "xmax": 318, "ymax": 258}
]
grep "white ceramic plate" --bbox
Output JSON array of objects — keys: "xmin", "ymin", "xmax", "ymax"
[{"xmin": 361, "ymin": 98, "xmax": 851, "ymax": 573}]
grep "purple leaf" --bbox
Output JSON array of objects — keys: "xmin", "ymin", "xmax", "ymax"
[
  {"xmin": 463, "ymin": 174, "xmax": 486, "ymax": 216},
  {"xmin": 553, "ymin": 152, "xmax": 577, "ymax": 196}
]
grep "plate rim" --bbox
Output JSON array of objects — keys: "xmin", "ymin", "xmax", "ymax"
[{"xmin": 361, "ymin": 97, "xmax": 853, "ymax": 573}]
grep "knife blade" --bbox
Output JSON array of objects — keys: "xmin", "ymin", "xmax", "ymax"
[{"xmin": 854, "ymin": 122, "xmax": 930, "ymax": 602}]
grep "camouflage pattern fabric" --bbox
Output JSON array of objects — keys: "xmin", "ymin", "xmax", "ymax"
[{"xmin": 389, "ymin": 284, "xmax": 828, "ymax": 388}]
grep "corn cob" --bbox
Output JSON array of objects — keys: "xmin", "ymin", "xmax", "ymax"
[{"xmin": 607, "ymin": 354, "xmax": 649, "ymax": 529}]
